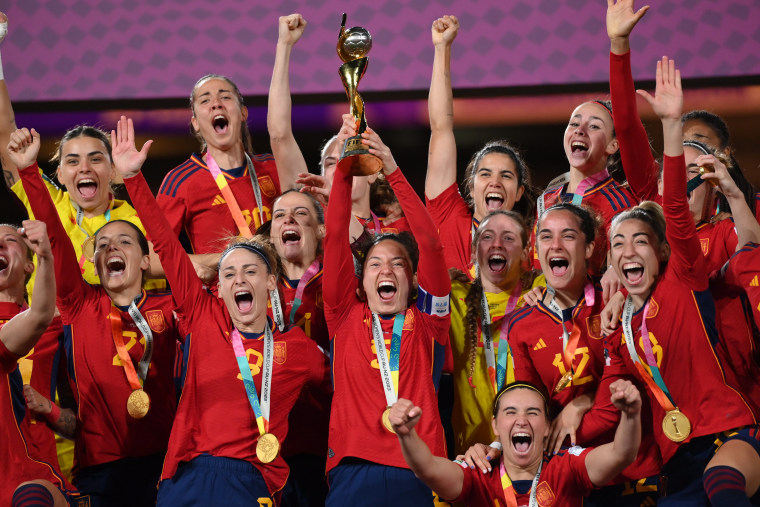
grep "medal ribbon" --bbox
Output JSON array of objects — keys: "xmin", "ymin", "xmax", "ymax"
[
  {"xmin": 288, "ymin": 261, "xmax": 321, "ymax": 325},
  {"xmin": 500, "ymin": 458, "xmax": 542, "ymax": 507},
  {"xmin": 371, "ymin": 313, "xmax": 405, "ymax": 407},
  {"xmin": 545, "ymin": 282, "xmax": 594, "ymax": 377},
  {"xmin": 230, "ymin": 326, "xmax": 274, "ymax": 435},
  {"xmin": 206, "ymin": 152, "xmax": 264, "ymax": 238},
  {"xmin": 621, "ymin": 298, "xmax": 677, "ymax": 412},
  {"xmin": 108, "ymin": 296, "xmax": 153, "ymax": 390},
  {"xmin": 369, "ymin": 211, "xmax": 382, "ymax": 235},
  {"xmin": 570, "ymin": 169, "xmax": 610, "ymax": 206},
  {"xmin": 480, "ymin": 282, "xmax": 521, "ymax": 394}
]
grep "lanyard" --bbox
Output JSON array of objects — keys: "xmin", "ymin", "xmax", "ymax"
[
  {"xmin": 371, "ymin": 313, "xmax": 405, "ymax": 407},
  {"xmin": 108, "ymin": 296, "xmax": 154, "ymax": 389},
  {"xmin": 545, "ymin": 282, "xmax": 594, "ymax": 377},
  {"xmin": 288, "ymin": 261, "xmax": 321, "ymax": 325},
  {"xmin": 500, "ymin": 459, "xmax": 542, "ymax": 507},
  {"xmin": 536, "ymin": 169, "xmax": 610, "ymax": 214},
  {"xmin": 231, "ymin": 326, "xmax": 274, "ymax": 436},
  {"xmin": 206, "ymin": 152, "xmax": 264, "ymax": 237},
  {"xmin": 479, "ymin": 282, "xmax": 521, "ymax": 394},
  {"xmin": 621, "ymin": 297, "xmax": 677, "ymax": 412}
]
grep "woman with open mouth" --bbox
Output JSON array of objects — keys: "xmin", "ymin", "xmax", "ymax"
[
  {"xmin": 155, "ymin": 14, "xmax": 310, "ymax": 279},
  {"xmin": 448, "ymin": 210, "xmax": 532, "ymax": 456},
  {"xmin": 266, "ymin": 188, "xmax": 332, "ymax": 506},
  {"xmin": 111, "ymin": 116, "xmax": 330, "ymax": 506},
  {"xmin": 604, "ymin": 51, "xmax": 760, "ymax": 505},
  {"xmin": 424, "ymin": 15, "xmax": 534, "ymax": 279},
  {"xmin": 322, "ymin": 117, "xmax": 450, "ymax": 506},
  {"xmin": 9, "ymin": 127, "xmax": 180, "ymax": 507},
  {"xmin": 390, "ymin": 380, "xmax": 642, "ymax": 506}
]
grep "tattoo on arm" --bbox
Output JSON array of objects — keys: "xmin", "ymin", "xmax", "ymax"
[
  {"xmin": 3, "ymin": 168, "xmax": 16, "ymax": 189},
  {"xmin": 53, "ymin": 408, "xmax": 77, "ymax": 439}
]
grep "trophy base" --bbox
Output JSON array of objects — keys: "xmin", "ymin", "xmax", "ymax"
[{"xmin": 337, "ymin": 135, "xmax": 383, "ymax": 176}]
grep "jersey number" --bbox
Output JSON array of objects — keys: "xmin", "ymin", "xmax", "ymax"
[{"xmin": 552, "ymin": 347, "xmax": 593, "ymax": 386}]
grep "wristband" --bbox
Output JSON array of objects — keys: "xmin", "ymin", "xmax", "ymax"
[
  {"xmin": 488, "ymin": 440, "xmax": 502, "ymax": 451},
  {"xmin": 43, "ymin": 399, "xmax": 61, "ymax": 425}
]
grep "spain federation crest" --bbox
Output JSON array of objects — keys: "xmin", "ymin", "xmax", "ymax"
[
  {"xmin": 273, "ymin": 341, "xmax": 287, "ymax": 365},
  {"xmin": 145, "ymin": 310, "xmax": 166, "ymax": 333}
]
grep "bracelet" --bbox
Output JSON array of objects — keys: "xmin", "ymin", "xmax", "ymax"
[
  {"xmin": 488, "ymin": 440, "xmax": 503, "ymax": 451},
  {"xmin": 42, "ymin": 399, "xmax": 61, "ymax": 425}
]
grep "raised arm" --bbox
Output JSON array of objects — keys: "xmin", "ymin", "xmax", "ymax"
[
  {"xmin": 267, "ymin": 13, "xmax": 308, "ymax": 191},
  {"xmin": 322, "ymin": 117, "xmax": 359, "ymax": 319},
  {"xmin": 584, "ymin": 379, "xmax": 641, "ymax": 487},
  {"xmin": 0, "ymin": 221, "xmax": 55, "ymax": 356},
  {"xmin": 699, "ymin": 156, "xmax": 760, "ymax": 248},
  {"xmin": 112, "ymin": 116, "xmax": 205, "ymax": 310},
  {"xmin": 607, "ymin": 0, "xmax": 658, "ymax": 201},
  {"xmin": 425, "ymin": 15, "xmax": 459, "ymax": 200},
  {"xmin": 9, "ymin": 129, "xmax": 84, "ymax": 300},
  {"xmin": 363, "ymin": 127, "xmax": 450, "ymax": 297},
  {"xmin": 637, "ymin": 57, "xmax": 706, "ymax": 287},
  {"xmin": 0, "ymin": 13, "xmax": 19, "ymax": 189},
  {"xmin": 391, "ymin": 399, "xmax": 465, "ymax": 500}
]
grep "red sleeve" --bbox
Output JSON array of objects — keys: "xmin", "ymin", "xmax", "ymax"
[
  {"xmin": 0, "ymin": 336, "xmax": 19, "ymax": 373},
  {"xmin": 124, "ymin": 172, "xmax": 204, "ymax": 312},
  {"xmin": 610, "ymin": 51, "xmax": 659, "ymax": 202},
  {"xmin": 323, "ymin": 168, "xmax": 359, "ymax": 328},
  {"xmin": 663, "ymin": 154, "xmax": 708, "ymax": 290},
  {"xmin": 425, "ymin": 183, "xmax": 469, "ymax": 227},
  {"xmin": 17, "ymin": 162, "xmax": 85, "ymax": 303},
  {"xmin": 510, "ymin": 330, "xmax": 543, "ymax": 387},
  {"xmin": 388, "ymin": 169, "xmax": 450, "ymax": 297},
  {"xmin": 575, "ymin": 335, "xmax": 626, "ymax": 444}
]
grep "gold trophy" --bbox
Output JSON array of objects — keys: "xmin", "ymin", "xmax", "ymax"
[{"xmin": 336, "ymin": 13, "xmax": 382, "ymax": 176}]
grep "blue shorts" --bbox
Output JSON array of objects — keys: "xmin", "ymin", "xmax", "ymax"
[
  {"xmin": 660, "ymin": 426, "xmax": 760, "ymax": 506},
  {"xmin": 326, "ymin": 459, "xmax": 436, "ymax": 507},
  {"xmin": 585, "ymin": 475, "xmax": 660, "ymax": 507},
  {"xmin": 157, "ymin": 454, "xmax": 272, "ymax": 507},
  {"xmin": 73, "ymin": 453, "xmax": 163, "ymax": 507}
]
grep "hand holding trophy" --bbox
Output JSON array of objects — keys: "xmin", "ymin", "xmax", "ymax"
[{"xmin": 336, "ymin": 13, "xmax": 383, "ymax": 176}]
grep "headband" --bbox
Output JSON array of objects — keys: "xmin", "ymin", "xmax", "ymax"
[
  {"xmin": 217, "ymin": 243, "xmax": 272, "ymax": 273},
  {"xmin": 682, "ymin": 140, "xmax": 711, "ymax": 156},
  {"xmin": 493, "ymin": 381, "xmax": 548, "ymax": 414},
  {"xmin": 592, "ymin": 100, "xmax": 613, "ymax": 116}
]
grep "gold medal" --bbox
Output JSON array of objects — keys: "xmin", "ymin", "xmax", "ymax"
[
  {"xmin": 256, "ymin": 432, "xmax": 280, "ymax": 463},
  {"xmin": 553, "ymin": 371, "xmax": 573, "ymax": 393},
  {"xmin": 127, "ymin": 389, "xmax": 150, "ymax": 419},
  {"xmin": 662, "ymin": 409, "xmax": 691, "ymax": 442},
  {"xmin": 381, "ymin": 407, "xmax": 395, "ymax": 434}
]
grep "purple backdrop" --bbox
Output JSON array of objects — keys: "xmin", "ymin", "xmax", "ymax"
[{"xmin": 6, "ymin": 0, "xmax": 760, "ymax": 102}]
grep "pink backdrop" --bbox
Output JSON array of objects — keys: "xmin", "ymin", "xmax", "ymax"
[{"xmin": 6, "ymin": 0, "xmax": 760, "ymax": 101}]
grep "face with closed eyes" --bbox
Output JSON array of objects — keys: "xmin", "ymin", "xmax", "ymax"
[
  {"xmin": 270, "ymin": 192, "xmax": 324, "ymax": 267},
  {"xmin": 92, "ymin": 221, "xmax": 149, "ymax": 296},
  {"xmin": 0, "ymin": 226, "xmax": 32, "ymax": 293},
  {"xmin": 492, "ymin": 388, "xmax": 549, "ymax": 469}
]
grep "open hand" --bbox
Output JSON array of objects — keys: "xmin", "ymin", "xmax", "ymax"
[
  {"xmin": 110, "ymin": 115, "xmax": 153, "ymax": 179},
  {"xmin": 636, "ymin": 56, "xmax": 682, "ymax": 122}
]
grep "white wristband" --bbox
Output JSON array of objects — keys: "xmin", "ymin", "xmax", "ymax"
[{"xmin": 488, "ymin": 440, "xmax": 502, "ymax": 451}]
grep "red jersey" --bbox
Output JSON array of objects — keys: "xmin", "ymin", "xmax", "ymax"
[
  {"xmin": 1, "ymin": 303, "xmax": 64, "ymax": 472},
  {"xmin": 125, "ymin": 172, "xmax": 330, "ymax": 496},
  {"xmin": 509, "ymin": 286, "xmax": 606, "ymax": 417},
  {"xmin": 426, "ymin": 182, "xmax": 476, "ymax": 277},
  {"xmin": 157, "ymin": 153, "xmax": 281, "ymax": 254},
  {"xmin": 18, "ymin": 162, "xmax": 179, "ymax": 472},
  {"xmin": 603, "ymin": 155, "xmax": 757, "ymax": 464},
  {"xmin": 455, "ymin": 448, "xmax": 594, "ymax": 507},
  {"xmin": 723, "ymin": 242, "xmax": 760, "ymax": 331},
  {"xmin": 534, "ymin": 178, "xmax": 635, "ymax": 275},
  {"xmin": 276, "ymin": 270, "xmax": 332, "ymax": 459},
  {"xmin": 324, "ymin": 167, "xmax": 450, "ymax": 473},
  {"xmin": 0, "ymin": 336, "xmax": 74, "ymax": 505}
]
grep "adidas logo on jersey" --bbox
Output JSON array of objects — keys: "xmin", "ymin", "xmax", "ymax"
[
  {"xmin": 212, "ymin": 195, "xmax": 226, "ymax": 206},
  {"xmin": 534, "ymin": 339, "xmax": 546, "ymax": 350},
  {"xmin": 750, "ymin": 275, "xmax": 758, "ymax": 287}
]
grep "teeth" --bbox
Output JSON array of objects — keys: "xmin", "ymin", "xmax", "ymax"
[
  {"xmin": 513, "ymin": 432, "xmax": 530, "ymax": 438},
  {"xmin": 78, "ymin": 178, "xmax": 96, "ymax": 185},
  {"xmin": 379, "ymin": 281, "xmax": 396, "ymax": 289},
  {"xmin": 235, "ymin": 290, "xmax": 251, "ymax": 297},
  {"xmin": 486, "ymin": 193, "xmax": 503, "ymax": 199},
  {"xmin": 214, "ymin": 114, "xmax": 225, "ymax": 121},
  {"xmin": 489, "ymin": 254, "xmax": 505, "ymax": 261},
  {"xmin": 623, "ymin": 262, "xmax": 642, "ymax": 270},
  {"xmin": 571, "ymin": 141, "xmax": 588, "ymax": 149},
  {"xmin": 282, "ymin": 230, "xmax": 300, "ymax": 241}
]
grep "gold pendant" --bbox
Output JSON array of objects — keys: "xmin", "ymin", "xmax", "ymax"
[
  {"xmin": 127, "ymin": 389, "xmax": 150, "ymax": 419},
  {"xmin": 256, "ymin": 432, "xmax": 280, "ymax": 463},
  {"xmin": 662, "ymin": 409, "xmax": 691, "ymax": 442},
  {"xmin": 553, "ymin": 371, "xmax": 573, "ymax": 393},
  {"xmin": 381, "ymin": 406, "xmax": 395, "ymax": 434}
]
